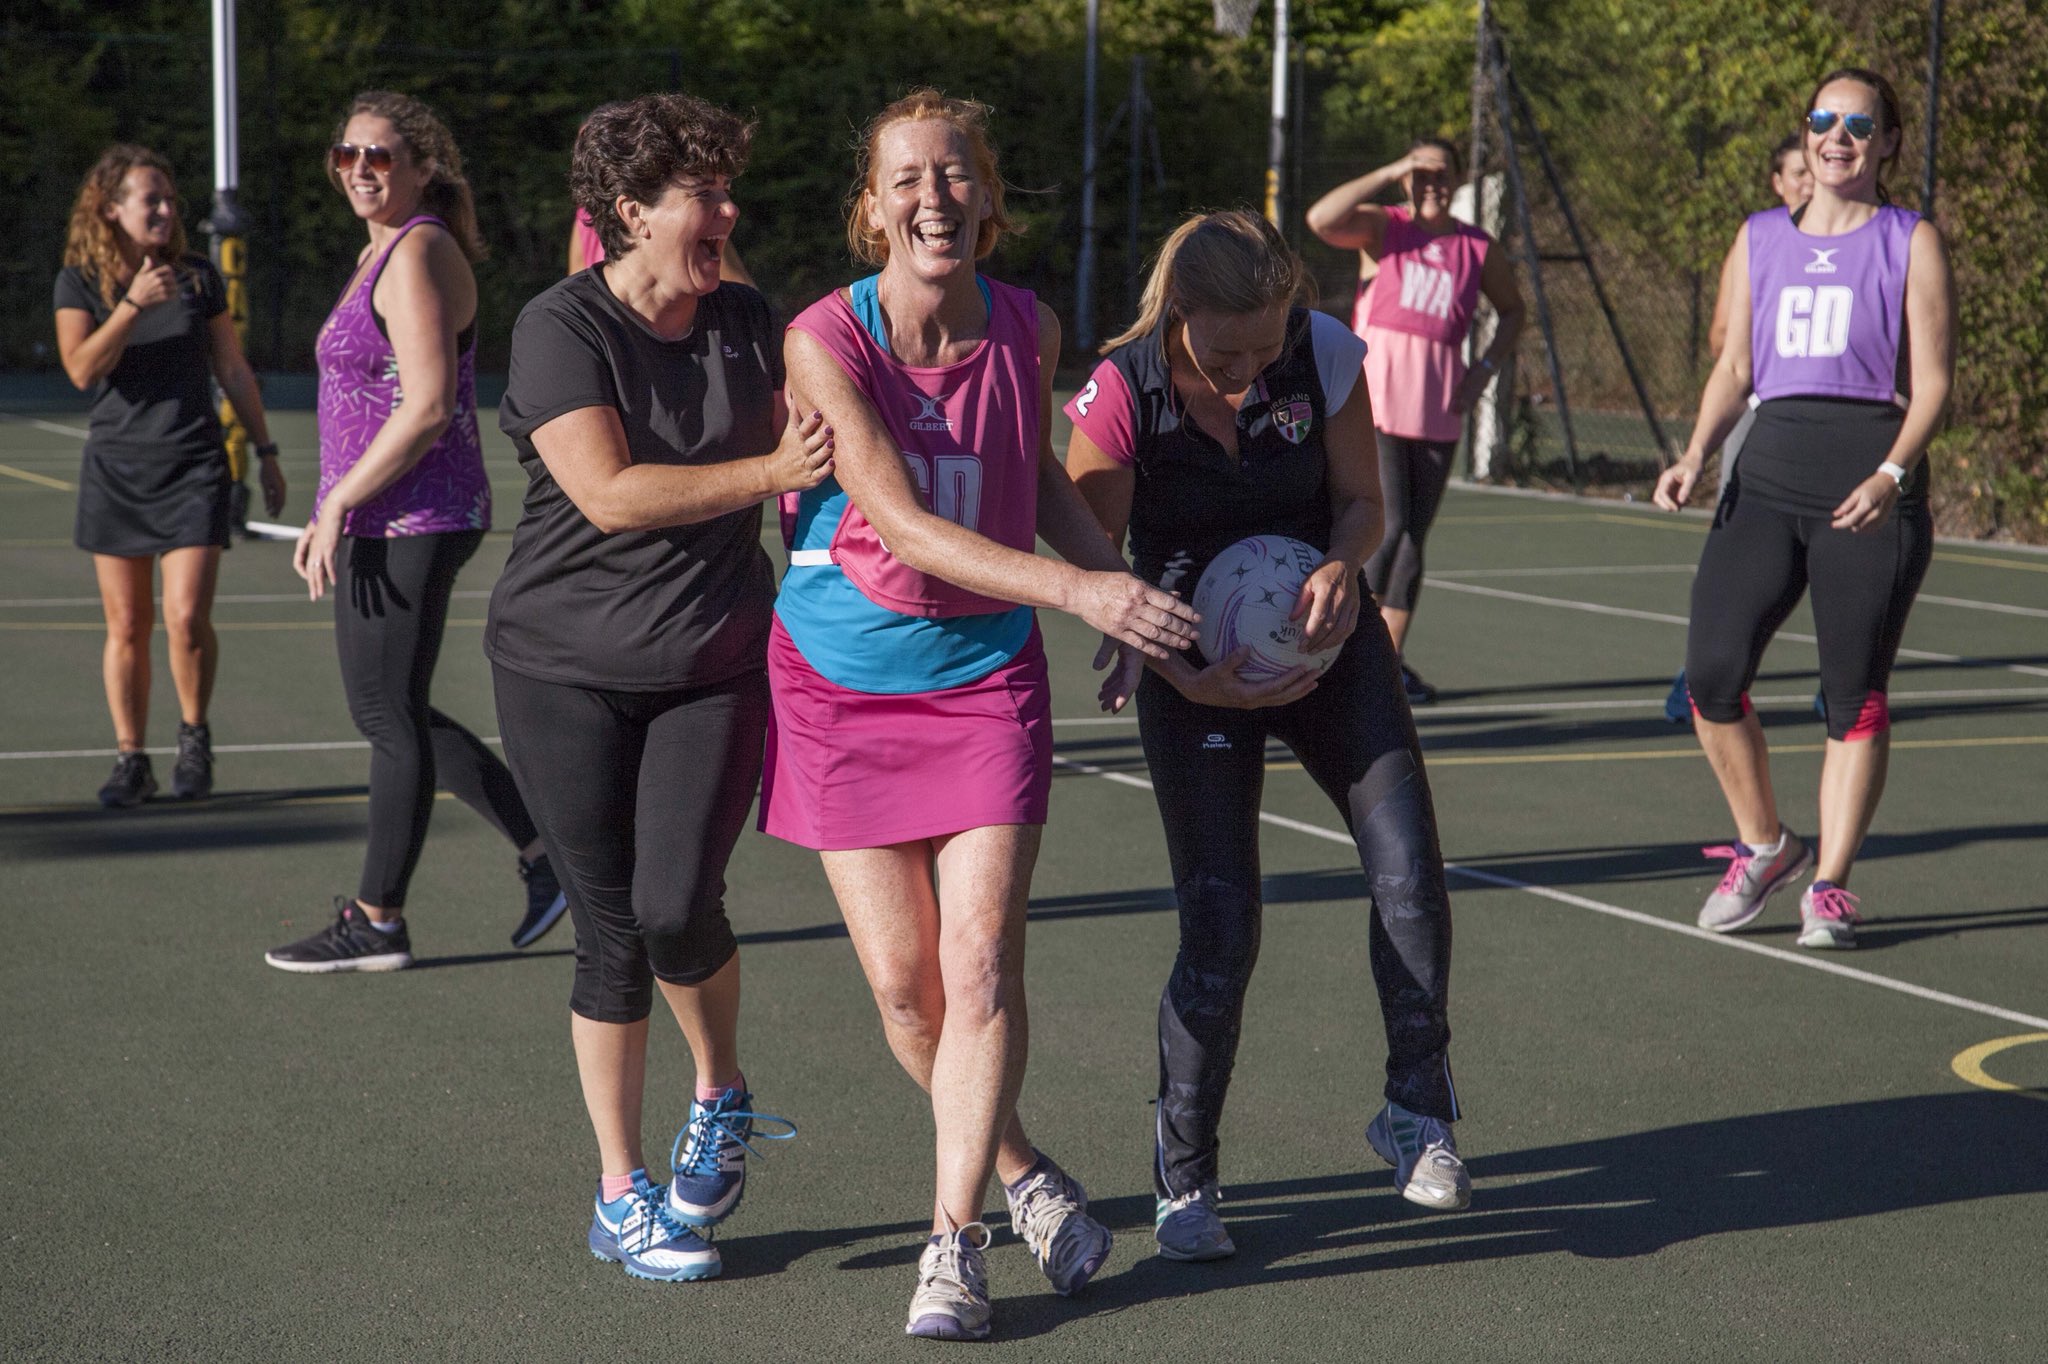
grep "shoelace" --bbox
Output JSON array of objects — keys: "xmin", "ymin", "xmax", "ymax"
[
  {"xmin": 1007, "ymin": 1169, "xmax": 1081, "ymax": 1249},
  {"xmin": 671, "ymin": 1105, "xmax": 798, "ymax": 1179},
  {"xmin": 1702, "ymin": 844, "xmax": 1756, "ymax": 895},
  {"xmin": 1158, "ymin": 1186, "xmax": 1219, "ymax": 1220},
  {"xmin": 1806, "ymin": 885, "xmax": 1862, "ymax": 923},
  {"xmin": 920, "ymin": 1228, "xmax": 988, "ymax": 1298},
  {"xmin": 616, "ymin": 1188, "xmax": 697, "ymax": 1255}
]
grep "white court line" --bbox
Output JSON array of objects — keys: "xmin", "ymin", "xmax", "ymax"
[
  {"xmin": 1053, "ymin": 753, "xmax": 2048, "ymax": 1034},
  {"xmin": 1434, "ymin": 565, "xmax": 1696, "ymax": 579},
  {"xmin": 12, "ymin": 686, "xmax": 2047, "ymax": 759},
  {"xmin": 0, "ymin": 411, "xmax": 92, "ymax": 440},
  {"xmin": 0, "ymin": 590, "xmax": 493, "ymax": 609},
  {"xmin": 1916, "ymin": 593, "xmax": 2048, "ymax": 621},
  {"xmin": 1431, "ymin": 580, "xmax": 2048, "ymax": 680}
]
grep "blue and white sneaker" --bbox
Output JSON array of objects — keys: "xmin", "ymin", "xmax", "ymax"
[
  {"xmin": 1366, "ymin": 1100, "xmax": 1471, "ymax": 1211},
  {"xmin": 1002, "ymin": 1151, "xmax": 1112, "ymax": 1294},
  {"xmin": 906, "ymin": 1222, "xmax": 994, "ymax": 1341},
  {"xmin": 587, "ymin": 1172, "xmax": 720, "ymax": 1282},
  {"xmin": 666, "ymin": 1086, "xmax": 797, "ymax": 1227}
]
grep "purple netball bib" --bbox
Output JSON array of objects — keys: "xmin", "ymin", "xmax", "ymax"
[{"xmin": 1747, "ymin": 204, "xmax": 1916, "ymax": 405}]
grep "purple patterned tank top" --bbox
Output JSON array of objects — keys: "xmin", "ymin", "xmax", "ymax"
[
  {"xmin": 1747, "ymin": 204, "xmax": 1917, "ymax": 405},
  {"xmin": 314, "ymin": 215, "xmax": 490, "ymax": 536}
]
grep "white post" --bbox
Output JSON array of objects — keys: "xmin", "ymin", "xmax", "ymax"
[
  {"xmin": 1264, "ymin": 0, "xmax": 1289, "ymax": 226},
  {"xmin": 211, "ymin": 0, "xmax": 238, "ymax": 199}
]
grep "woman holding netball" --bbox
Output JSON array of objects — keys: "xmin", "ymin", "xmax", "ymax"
[
  {"xmin": 489, "ymin": 94, "xmax": 828, "ymax": 1282},
  {"xmin": 767, "ymin": 90, "xmax": 1196, "ymax": 1339},
  {"xmin": 1067, "ymin": 210, "xmax": 1467, "ymax": 1263},
  {"xmin": 1653, "ymin": 68, "xmax": 1953, "ymax": 950},
  {"xmin": 55, "ymin": 145, "xmax": 284, "ymax": 806},
  {"xmin": 265, "ymin": 92, "xmax": 563, "ymax": 973},
  {"xmin": 1307, "ymin": 138, "xmax": 1525, "ymax": 704}
]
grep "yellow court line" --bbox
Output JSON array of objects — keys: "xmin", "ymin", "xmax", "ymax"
[
  {"xmin": 1433, "ymin": 513, "xmax": 1598, "ymax": 525},
  {"xmin": 1590, "ymin": 512, "xmax": 1708, "ymax": 534},
  {"xmin": 1935, "ymin": 550, "xmax": 2048, "ymax": 576},
  {"xmin": 0, "ymin": 463, "xmax": 75, "ymax": 491},
  {"xmin": 1950, "ymin": 1033, "xmax": 2048, "ymax": 1102},
  {"xmin": 1261, "ymin": 732, "xmax": 2048, "ymax": 771}
]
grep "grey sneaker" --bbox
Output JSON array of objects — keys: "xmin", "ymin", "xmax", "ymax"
[
  {"xmin": 906, "ymin": 1222, "xmax": 993, "ymax": 1341},
  {"xmin": 1696, "ymin": 831, "xmax": 1812, "ymax": 932},
  {"xmin": 1366, "ymin": 1101, "xmax": 1471, "ymax": 1211},
  {"xmin": 1796, "ymin": 882, "xmax": 1861, "ymax": 950},
  {"xmin": 1003, "ymin": 1153, "xmax": 1111, "ymax": 1295},
  {"xmin": 1153, "ymin": 1184, "xmax": 1235, "ymax": 1261}
]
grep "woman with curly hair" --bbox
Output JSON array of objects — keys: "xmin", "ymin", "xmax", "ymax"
[{"xmin": 56, "ymin": 144, "xmax": 283, "ymax": 807}]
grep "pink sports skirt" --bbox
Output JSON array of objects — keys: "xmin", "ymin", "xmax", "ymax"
[{"xmin": 759, "ymin": 616, "xmax": 1053, "ymax": 851}]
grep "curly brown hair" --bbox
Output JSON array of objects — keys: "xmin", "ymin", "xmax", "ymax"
[
  {"xmin": 62, "ymin": 145, "xmax": 189, "ymax": 309},
  {"xmin": 845, "ymin": 89, "xmax": 1018, "ymax": 267},
  {"xmin": 571, "ymin": 94, "xmax": 753, "ymax": 261},
  {"xmin": 329, "ymin": 90, "xmax": 486, "ymax": 261}
]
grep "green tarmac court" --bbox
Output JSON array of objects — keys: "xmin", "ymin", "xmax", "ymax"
[{"xmin": 3, "ymin": 402, "xmax": 2046, "ymax": 1362}]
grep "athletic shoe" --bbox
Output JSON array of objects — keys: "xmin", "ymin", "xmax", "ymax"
[
  {"xmin": 1796, "ymin": 882, "xmax": 1861, "ymax": 950},
  {"xmin": 905, "ymin": 1222, "xmax": 993, "ymax": 1341},
  {"xmin": 1695, "ymin": 831, "xmax": 1812, "ymax": 932},
  {"xmin": 98, "ymin": 751, "xmax": 157, "ymax": 809},
  {"xmin": 1366, "ymin": 1100, "xmax": 1471, "ymax": 1211},
  {"xmin": 1400, "ymin": 663, "xmax": 1439, "ymax": 705},
  {"xmin": 263, "ymin": 897, "xmax": 413, "ymax": 973},
  {"xmin": 588, "ymin": 1172, "xmax": 721, "ymax": 1282},
  {"xmin": 510, "ymin": 853, "xmax": 568, "ymax": 948},
  {"xmin": 666, "ymin": 1086, "xmax": 797, "ymax": 1227},
  {"xmin": 1003, "ymin": 1152, "xmax": 1112, "ymax": 1295},
  {"xmin": 171, "ymin": 722, "xmax": 213, "ymax": 799},
  {"xmin": 1663, "ymin": 670, "xmax": 1693, "ymax": 723},
  {"xmin": 1153, "ymin": 1184, "xmax": 1235, "ymax": 1261}
]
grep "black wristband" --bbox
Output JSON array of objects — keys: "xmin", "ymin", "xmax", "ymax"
[{"xmin": 255, "ymin": 442, "xmax": 280, "ymax": 459}]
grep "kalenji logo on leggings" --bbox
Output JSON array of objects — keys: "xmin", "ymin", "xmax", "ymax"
[{"xmin": 1202, "ymin": 733, "xmax": 1231, "ymax": 750}]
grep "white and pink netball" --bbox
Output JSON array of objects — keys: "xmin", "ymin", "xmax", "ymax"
[{"xmin": 1192, "ymin": 535, "xmax": 1341, "ymax": 682}]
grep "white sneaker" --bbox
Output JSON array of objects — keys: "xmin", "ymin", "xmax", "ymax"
[
  {"xmin": 905, "ymin": 1222, "xmax": 993, "ymax": 1341},
  {"xmin": 1796, "ymin": 882, "xmax": 1861, "ymax": 949},
  {"xmin": 1004, "ymin": 1153, "xmax": 1111, "ymax": 1295},
  {"xmin": 1696, "ymin": 831, "xmax": 1812, "ymax": 931},
  {"xmin": 1153, "ymin": 1184, "xmax": 1236, "ymax": 1261},
  {"xmin": 1366, "ymin": 1101, "xmax": 1471, "ymax": 1211}
]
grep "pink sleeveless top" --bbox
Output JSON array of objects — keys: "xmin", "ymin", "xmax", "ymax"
[
  {"xmin": 1354, "ymin": 207, "xmax": 1491, "ymax": 443},
  {"xmin": 573, "ymin": 208, "xmax": 606, "ymax": 267},
  {"xmin": 785, "ymin": 280, "xmax": 1042, "ymax": 618}
]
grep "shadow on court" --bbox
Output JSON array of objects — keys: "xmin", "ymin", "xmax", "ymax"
[
  {"xmin": 982, "ymin": 1091, "xmax": 2046, "ymax": 1340},
  {"xmin": 0, "ymin": 785, "xmax": 374, "ymax": 858}
]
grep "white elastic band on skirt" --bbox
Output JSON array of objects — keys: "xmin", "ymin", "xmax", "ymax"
[{"xmin": 787, "ymin": 549, "xmax": 833, "ymax": 566}]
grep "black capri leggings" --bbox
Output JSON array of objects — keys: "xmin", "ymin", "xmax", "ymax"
[
  {"xmin": 1363, "ymin": 432, "xmax": 1457, "ymax": 615},
  {"xmin": 491, "ymin": 664, "xmax": 768, "ymax": 1024},
  {"xmin": 1686, "ymin": 400, "xmax": 1932, "ymax": 742},
  {"xmin": 1138, "ymin": 605, "xmax": 1457, "ymax": 1199},
  {"xmin": 335, "ymin": 532, "xmax": 536, "ymax": 909}
]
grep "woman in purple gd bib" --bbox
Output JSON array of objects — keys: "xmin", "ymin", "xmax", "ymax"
[{"xmin": 1653, "ymin": 67, "xmax": 1955, "ymax": 950}]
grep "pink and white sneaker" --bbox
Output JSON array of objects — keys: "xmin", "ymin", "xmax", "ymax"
[
  {"xmin": 1797, "ymin": 881, "xmax": 1862, "ymax": 950},
  {"xmin": 1696, "ymin": 832, "xmax": 1812, "ymax": 932}
]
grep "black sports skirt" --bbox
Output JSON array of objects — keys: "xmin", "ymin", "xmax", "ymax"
[{"xmin": 74, "ymin": 448, "xmax": 231, "ymax": 556}]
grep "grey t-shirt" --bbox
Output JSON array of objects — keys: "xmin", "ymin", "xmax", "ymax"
[
  {"xmin": 486, "ymin": 269, "xmax": 782, "ymax": 691},
  {"xmin": 53, "ymin": 256, "xmax": 227, "ymax": 461}
]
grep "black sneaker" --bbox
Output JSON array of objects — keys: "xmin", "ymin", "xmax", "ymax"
[
  {"xmin": 512, "ymin": 853, "xmax": 569, "ymax": 948},
  {"xmin": 1400, "ymin": 664, "xmax": 1439, "ymax": 706},
  {"xmin": 98, "ymin": 751, "xmax": 158, "ymax": 808},
  {"xmin": 264, "ymin": 897, "xmax": 413, "ymax": 973},
  {"xmin": 172, "ymin": 721, "xmax": 214, "ymax": 799}
]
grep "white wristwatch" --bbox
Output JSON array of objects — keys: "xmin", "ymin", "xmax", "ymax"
[{"xmin": 1877, "ymin": 461, "xmax": 1908, "ymax": 486}]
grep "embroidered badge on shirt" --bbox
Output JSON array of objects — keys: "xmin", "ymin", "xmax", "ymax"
[{"xmin": 1273, "ymin": 400, "xmax": 1314, "ymax": 445}]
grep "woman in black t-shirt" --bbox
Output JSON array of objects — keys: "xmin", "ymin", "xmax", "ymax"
[
  {"xmin": 487, "ymin": 95, "xmax": 830, "ymax": 1284},
  {"xmin": 1066, "ymin": 211, "xmax": 1467, "ymax": 1260},
  {"xmin": 54, "ymin": 145, "xmax": 284, "ymax": 807}
]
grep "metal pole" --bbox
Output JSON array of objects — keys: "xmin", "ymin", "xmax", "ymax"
[
  {"xmin": 1922, "ymin": 0, "xmax": 1944, "ymax": 217},
  {"xmin": 1265, "ymin": 0, "xmax": 1289, "ymax": 226},
  {"xmin": 208, "ymin": 0, "xmax": 251, "ymax": 526},
  {"xmin": 1128, "ymin": 54, "xmax": 1145, "ymax": 315},
  {"xmin": 1508, "ymin": 73, "xmax": 1673, "ymax": 463},
  {"xmin": 1490, "ymin": 29, "xmax": 1580, "ymax": 488},
  {"xmin": 1467, "ymin": 0, "xmax": 1490, "ymax": 193},
  {"xmin": 1076, "ymin": 0, "xmax": 1100, "ymax": 350}
]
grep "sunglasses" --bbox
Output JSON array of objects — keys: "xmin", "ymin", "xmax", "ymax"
[
  {"xmin": 1807, "ymin": 110, "xmax": 1877, "ymax": 141},
  {"xmin": 330, "ymin": 143, "xmax": 397, "ymax": 173}
]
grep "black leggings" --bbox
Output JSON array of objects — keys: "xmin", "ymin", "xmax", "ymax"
[
  {"xmin": 1138, "ymin": 607, "xmax": 1457, "ymax": 1199},
  {"xmin": 335, "ymin": 533, "xmax": 535, "ymax": 909},
  {"xmin": 1363, "ymin": 432, "xmax": 1457, "ymax": 615},
  {"xmin": 491, "ymin": 664, "xmax": 768, "ymax": 1024},
  {"xmin": 1687, "ymin": 402, "xmax": 1932, "ymax": 742}
]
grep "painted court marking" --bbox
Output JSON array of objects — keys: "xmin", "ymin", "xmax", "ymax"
[
  {"xmin": 1053, "ymin": 753, "xmax": 2048, "ymax": 1039},
  {"xmin": 1949, "ymin": 1034, "xmax": 2048, "ymax": 1101},
  {"xmin": 0, "ymin": 463, "xmax": 75, "ymax": 492}
]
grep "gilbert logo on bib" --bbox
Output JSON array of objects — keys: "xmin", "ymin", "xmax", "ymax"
[
  {"xmin": 1273, "ymin": 400, "xmax": 1314, "ymax": 445},
  {"xmin": 1804, "ymin": 248, "xmax": 1840, "ymax": 275},
  {"xmin": 908, "ymin": 393, "xmax": 953, "ymax": 433}
]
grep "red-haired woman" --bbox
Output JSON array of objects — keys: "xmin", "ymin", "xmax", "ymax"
[{"xmin": 55, "ymin": 145, "xmax": 283, "ymax": 807}]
